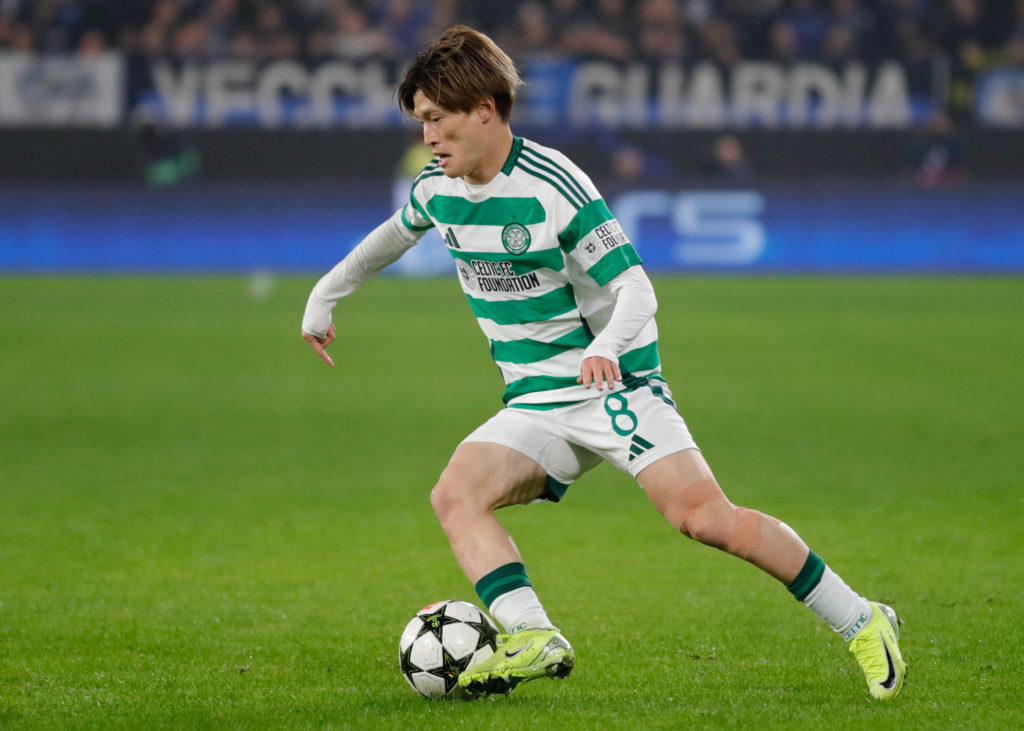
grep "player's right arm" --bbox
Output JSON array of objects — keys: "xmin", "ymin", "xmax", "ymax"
[{"xmin": 301, "ymin": 208, "xmax": 426, "ymax": 366}]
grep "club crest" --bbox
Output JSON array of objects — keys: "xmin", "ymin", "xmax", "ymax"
[{"xmin": 501, "ymin": 222, "xmax": 531, "ymax": 255}]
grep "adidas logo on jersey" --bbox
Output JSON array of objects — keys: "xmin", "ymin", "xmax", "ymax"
[{"xmin": 628, "ymin": 434, "xmax": 655, "ymax": 462}]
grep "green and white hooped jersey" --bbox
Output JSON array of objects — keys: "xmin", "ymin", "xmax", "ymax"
[{"xmin": 401, "ymin": 136, "xmax": 661, "ymax": 408}]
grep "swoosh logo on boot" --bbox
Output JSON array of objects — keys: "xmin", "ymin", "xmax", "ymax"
[
  {"xmin": 505, "ymin": 645, "xmax": 528, "ymax": 658},
  {"xmin": 880, "ymin": 634, "xmax": 897, "ymax": 689}
]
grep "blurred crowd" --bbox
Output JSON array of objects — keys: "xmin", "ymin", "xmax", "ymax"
[{"xmin": 0, "ymin": 0, "xmax": 1022, "ymax": 69}]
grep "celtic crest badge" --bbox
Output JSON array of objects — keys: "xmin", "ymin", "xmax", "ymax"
[{"xmin": 501, "ymin": 222, "xmax": 531, "ymax": 255}]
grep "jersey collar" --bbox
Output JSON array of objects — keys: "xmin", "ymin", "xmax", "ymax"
[{"xmin": 500, "ymin": 136, "xmax": 524, "ymax": 177}]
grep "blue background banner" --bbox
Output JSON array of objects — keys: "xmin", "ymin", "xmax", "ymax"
[{"xmin": 1, "ymin": 182, "xmax": 1021, "ymax": 273}]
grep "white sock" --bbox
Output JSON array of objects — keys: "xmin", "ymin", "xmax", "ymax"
[
  {"xmin": 802, "ymin": 567, "xmax": 874, "ymax": 641},
  {"xmin": 488, "ymin": 586, "xmax": 556, "ymax": 634}
]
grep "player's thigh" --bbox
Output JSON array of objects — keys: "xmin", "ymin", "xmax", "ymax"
[
  {"xmin": 454, "ymin": 407, "xmax": 601, "ymax": 505},
  {"xmin": 440, "ymin": 440, "xmax": 549, "ymax": 510},
  {"xmin": 636, "ymin": 446, "xmax": 725, "ymax": 525}
]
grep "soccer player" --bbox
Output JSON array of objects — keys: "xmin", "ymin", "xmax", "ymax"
[{"xmin": 301, "ymin": 26, "xmax": 906, "ymax": 700}]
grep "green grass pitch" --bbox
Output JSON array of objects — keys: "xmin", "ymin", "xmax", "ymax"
[{"xmin": 1, "ymin": 275, "xmax": 1022, "ymax": 728}]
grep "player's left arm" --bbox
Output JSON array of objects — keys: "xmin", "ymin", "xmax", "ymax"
[{"xmin": 577, "ymin": 266, "xmax": 657, "ymax": 390}]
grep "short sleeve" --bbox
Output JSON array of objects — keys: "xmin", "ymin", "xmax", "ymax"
[
  {"xmin": 401, "ymin": 193, "xmax": 434, "ymax": 232},
  {"xmin": 401, "ymin": 162, "xmax": 441, "ymax": 232},
  {"xmin": 558, "ymin": 199, "xmax": 642, "ymax": 286}
]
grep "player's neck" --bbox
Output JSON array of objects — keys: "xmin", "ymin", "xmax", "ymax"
[{"xmin": 464, "ymin": 127, "xmax": 515, "ymax": 186}]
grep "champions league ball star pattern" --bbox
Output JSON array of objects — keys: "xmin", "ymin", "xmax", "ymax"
[{"xmin": 398, "ymin": 600, "xmax": 500, "ymax": 698}]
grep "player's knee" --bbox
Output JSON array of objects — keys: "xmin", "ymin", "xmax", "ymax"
[
  {"xmin": 680, "ymin": 497, "xmax": 734, "ymax": 549},
  {"xmin": 429, "ymin": 477, "xmax": 458, "ymax": 524},
  {"xmin": 660, "ymin": 478, "xmax": 732, "ymax": 546},
  {"xmin": 684, "ymin": 505, "xmax": 763, "ymax": 559},
  {"xmin": 429, "ymin": 469, "xmax": 478, "ymax": 526}
]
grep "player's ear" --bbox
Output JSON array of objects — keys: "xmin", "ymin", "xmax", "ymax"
[{"xmin": 477, "ymin": 97, "xmax": 497, "ymax": 123}]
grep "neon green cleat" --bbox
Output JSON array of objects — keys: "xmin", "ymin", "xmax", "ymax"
[
  {"xmin": 848, "ymin": 602, "xmax": 907, "ymax": 700},
  {"xmin": 459, "ymin": 628, "xmax": 575, "ymax": 696}
]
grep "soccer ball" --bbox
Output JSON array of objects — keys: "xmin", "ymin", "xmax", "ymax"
[{"xmin": 398, "ymin": 600, "xmax": 499, "ymax": 698}]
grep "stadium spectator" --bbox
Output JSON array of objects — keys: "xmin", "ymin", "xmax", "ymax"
[
  {"xmin": 906, "ymin": 108, "xmax": 967, "ymax": 187},
  {"xmin": 767, "ymin": 19, "xmax": 800, "ymax": 63},
  {"xmin": 778, "ymin": 0, "xmax": 830, "ymax": 59},
  {"xmin": 329, "ymin": 3, "xmax": 395, "ymax": 60},
  {"xmin": 826, "ymin": 0, "xmax": 877, "ymax": 60},
  {"xmin": 701, "ymin": 133, "xmax": 755, "ymax": 183},
  {"xmin": 199, "ymin": 0, "xmax": 236, "ymax": 58},
  {"xmin": 0, "ymin": 0, "xmax": 1019, "ymax": 122},
  {"xmin": 635, "ymin": 0, "xmax": 689, "ymax": 61},
  {"xmin": 499, "ymin": 1, "xmax": 556, "ymax": 60},
  {"xmin": 554, "ymin": 0, "xmax": 635, "ymax": 62},
  {"xmin": 547, "ymin": 0, "xmax": 586, "ymax": 47},
  {"xmin": 698, "ymin": 16, "xmax": 742, "ymax": 67},
  {"xmin": 371, "ymin": 0, "xmax": 432, "ymax": 59},
  {"xmin": 820, "ymin": 23, "xmax": 858, "ymax": 65}
]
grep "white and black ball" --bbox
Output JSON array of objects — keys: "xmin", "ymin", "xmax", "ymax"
[{"xmin": 398, "ymin": 600, "xmax": 499, "ymax": 698}]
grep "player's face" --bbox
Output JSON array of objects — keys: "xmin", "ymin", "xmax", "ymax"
[{"xmin": 412, "ymin": 90, "xmax": 492, "ymax": 184}]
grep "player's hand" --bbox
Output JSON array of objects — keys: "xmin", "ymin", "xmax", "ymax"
[
  {"xmin": 302, "ymin": 324, "xmax": 336, "ymax": 367},
  {"xmin": 578, "ymin": 355, "xmax": 621, "ymax": 391}
]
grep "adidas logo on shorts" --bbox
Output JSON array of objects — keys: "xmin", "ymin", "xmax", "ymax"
[{"xmin": 628, "ymin": 434, "xmax": 655, "ymax": 462}]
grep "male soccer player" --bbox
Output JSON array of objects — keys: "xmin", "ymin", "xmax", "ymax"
[{"xmin": 301, "ymin": 26, "xmax": 906, "ymax": 700}]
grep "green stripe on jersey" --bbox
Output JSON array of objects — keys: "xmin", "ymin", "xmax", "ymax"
[
  {"xmin": 514, "ymin": 162, "xmax": 582, "ymax": 211},
  {"xmin": 491, "ymin": 325, "xmax": 592, "ymax": 365},
  {"xmin": 518, "ymin": 147, "xmax": 591, "ymax": 209},
  {"xmin": 426, "ymin": 195, "xmax": 546, "ymax": 227},
  {"xmin": 620, "ymin": 340, "xmax": 661, "ymax": 375},
  {"xmin": 410, "ymin": 194, "xmax": 432, "ymax": 223},
  {"xmin": 413, "ymin": 161, "xmax": 439, "ymax": 179},
  {"xmin": 448, "ymin": 246, "xmax": 565, "ymax": 275},
  {"xmin": 401, "ymin": 204, "xmax": 433, "ymax": 232},
  {"xmin": 411, "ymin": 169, "xmax": 443, "ymax": 195},
  {"xmin": 466, "ymin": 284, "xmax": 578, "ymax": 325},
  {"xmin": 502, "ymin": 375, "xmax": 581, "ymax": 404},
  {"xmin": 557, "ymin": 199, "xmax": 616, "ymax": 253},
  {"xmin": 587, "ymin": 245, "xmax": 643, "ymax": 286},
  {"xmin": 509, "ymin": 400, "xmax": 580, "ymax": 411}
]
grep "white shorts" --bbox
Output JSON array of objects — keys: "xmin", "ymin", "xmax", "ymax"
[{"xmin": 461, "ymin": 379, "xmax": 699, "ymax": 501}]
